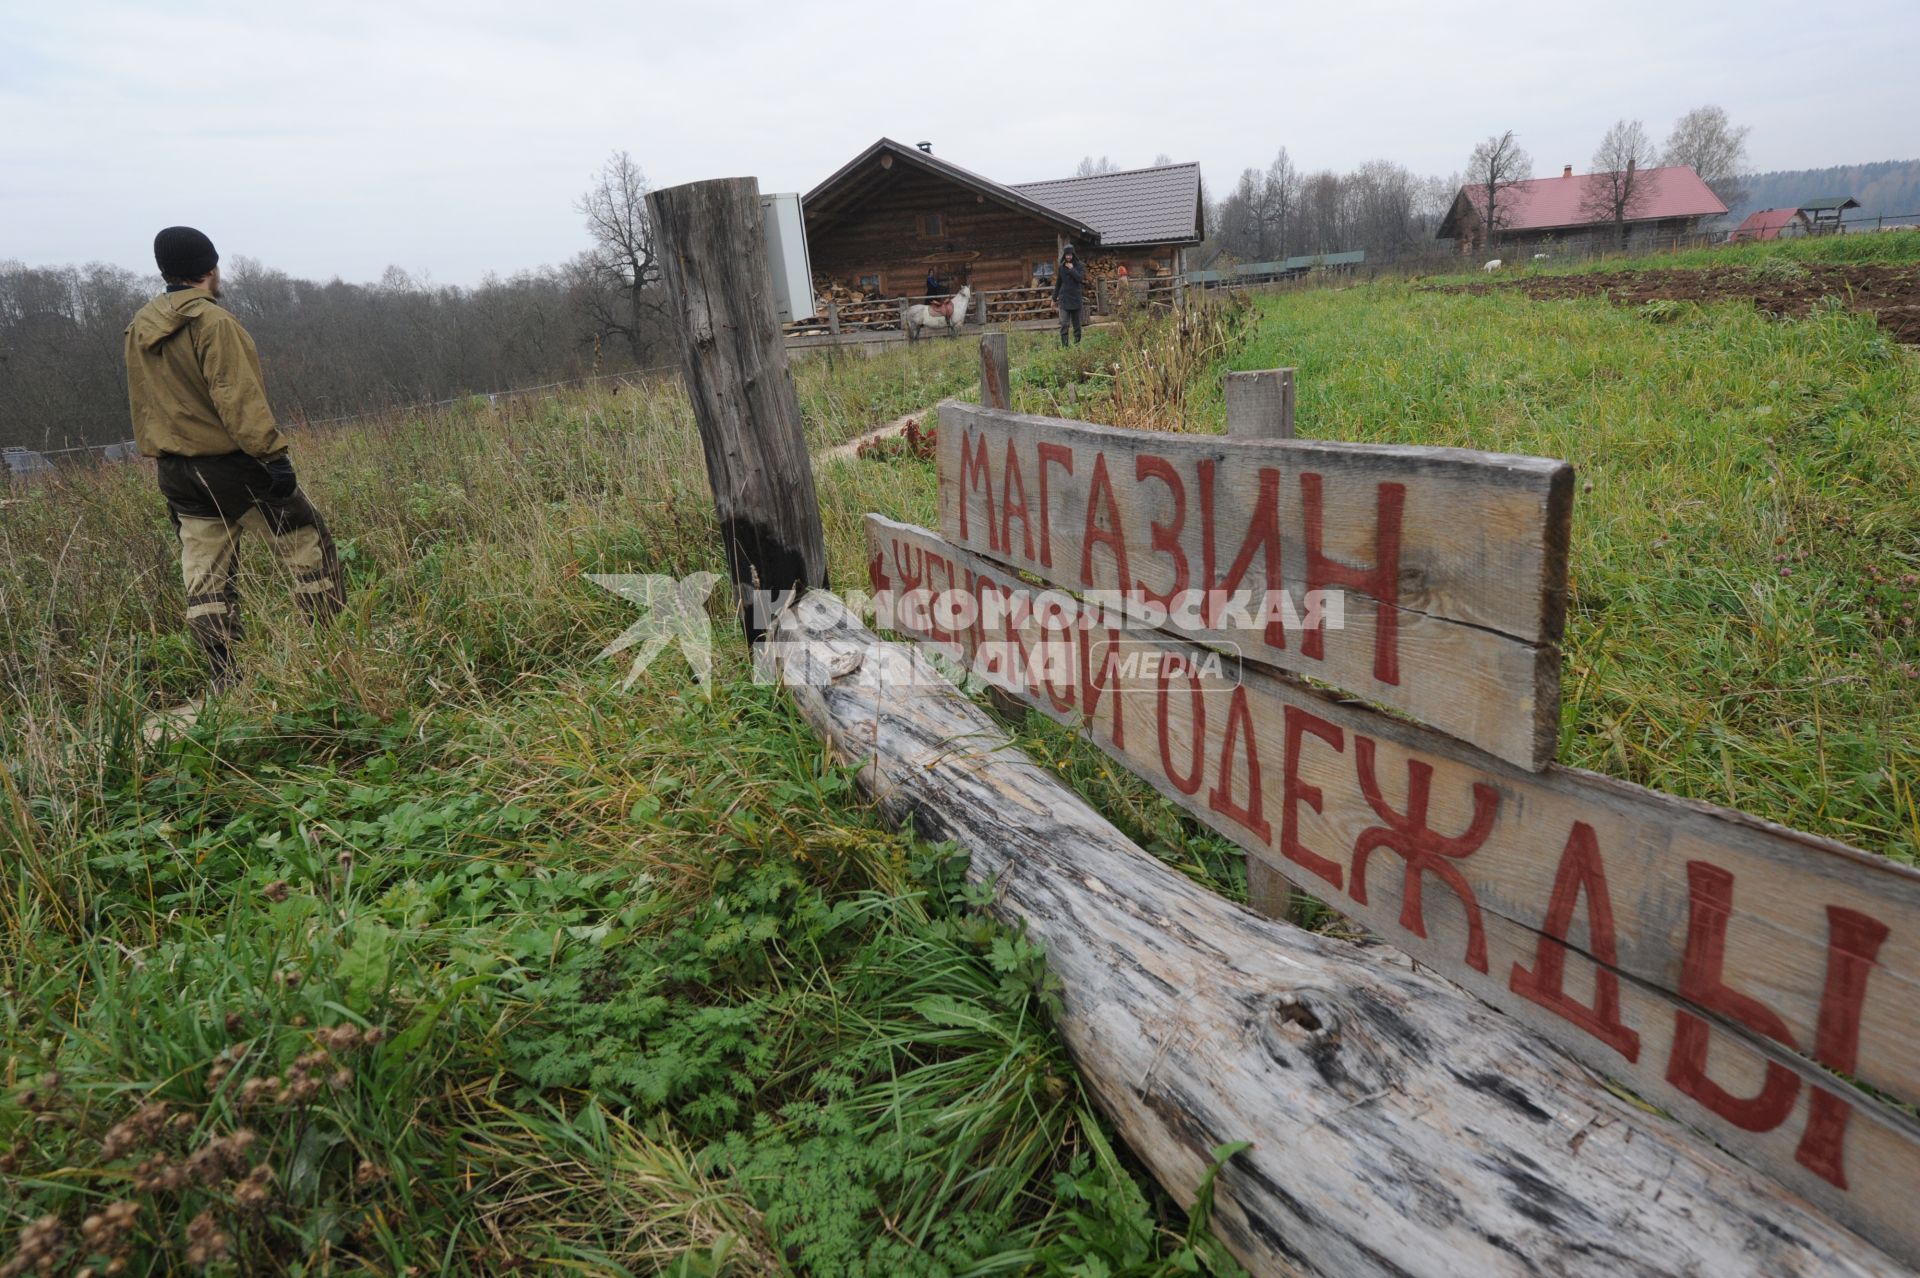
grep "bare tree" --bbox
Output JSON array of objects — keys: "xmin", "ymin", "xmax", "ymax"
[
  {"xmin": 1663, "ymin": 104, "xmax": 1751, "ymax": 208},
  {"xmin": 1297, "ymin": 170, "xmax": 1347, "ymax": 253},
  {"xmin": 1151, "ymin": 152, "xmax": 1173, "ymax": 166},
  {"xmin": 575, "ymin": 150, "xmax": 663, "ymax": 363},
  {"xmin": 1073, "ymin": 155, "xmax": 1120, "ymax": 177},
  {"xmin": 1465, "ymin": 130, "xmax": 1533, "ymax": 250},
  {"xmin": 1257, "ymin": 148, "xmax": 1295, "ymax": 261},
  {"xmin": 1213, "ymin": 169, "xmax": 1263, "ymax": 260},
  {"xmin": 1582, "ymin": 119, "xmax": 1661, "ymax": 247}
]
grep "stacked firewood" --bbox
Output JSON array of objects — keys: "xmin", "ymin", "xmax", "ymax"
[
  {"xmin": 995, "ymin": 288, "xmax": 1057, "ymax": 322},
  {"xmin": 813, "ymin": 277, "xmax": 871, "ymax": 308},
  {"xmin": 811, "ymin": 276, "xmax": 904, "ymax": 329}
]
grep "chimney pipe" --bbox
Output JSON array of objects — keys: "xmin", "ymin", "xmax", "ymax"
[
  {"xmin": 1563, "ymin": 165, "xmax": 1573, "ymax": 178},
  {"xmin": 917, "ymin": 141, "xmax": 933, "ymax": 153}
]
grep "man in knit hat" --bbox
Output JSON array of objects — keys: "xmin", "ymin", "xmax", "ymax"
[{"xmin": 125, "ymin": 227, "xmax": 346, "ymax": 692}]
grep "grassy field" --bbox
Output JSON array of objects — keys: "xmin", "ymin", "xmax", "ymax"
[{"xmin": 3, "ymin": 238, "xmax": 1917, "ymax": 1273}]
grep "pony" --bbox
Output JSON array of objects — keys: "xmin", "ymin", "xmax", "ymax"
[{"xmin": 905, "ymin": 285, "xmax": 972, "ymax": 341}]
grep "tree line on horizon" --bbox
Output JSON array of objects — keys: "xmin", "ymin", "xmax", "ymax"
[
  {"xmin": 1203, "ymin": 105, "xmax": 1756, "ymax": 264},
  {"xmin": 1, "ymin": 153, "xmax": 666, "ymax": 454},
  {"xmin": 7, "ymin": 114, "xmax": 1908, "ymax": 455}
]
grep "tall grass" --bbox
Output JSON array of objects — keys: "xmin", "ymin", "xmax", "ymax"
[
  {"xmin": 1032, "ymin": 276, "xmax": 1918, "ymax": 864},
  {"xmin": 0, "ymin": 324, "xmax": 1233, "ymax": 1275}
]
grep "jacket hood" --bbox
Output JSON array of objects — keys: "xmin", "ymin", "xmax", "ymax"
[{"xmin": 127, "ymin": 288, "xmax": 217, "ymax": 352}]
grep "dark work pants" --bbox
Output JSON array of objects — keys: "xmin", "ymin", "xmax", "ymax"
[
  {"xmin": 157, "ymin": 453, "xmax": 346, "ymax": 689},
  {"xmin": 1059, "ymin": 305, "xmax": 1083, "ymax": 346}
]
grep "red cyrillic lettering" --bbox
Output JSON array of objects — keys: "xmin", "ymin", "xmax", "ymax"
[
  {"xmin": 1134, "ymin": 453, "xmax": 1189, "ymax": 610},
  {"xmin": 1207, "ymin": 685, "xmax": 1270, "ymax": 842},
  {"xmin": 957, "ymin": 429, "xmax": 999, "ymax": 551},
  {"xmin": 1301, "ymin": 474, "xmax": 1404, "ymax": 685},
  {"xmin": 1351, "ymin": 736, "xmax": 1499, "ymax": 971},
  {"xmin": 1001, "ymin": 438, "xmax": 1035, "ymax": 561},
  {"xmin": 1078, "ymin": 622, "xmax": 1125, "ymax": 749},
  {"xmin": 1081, "ymin": 452, "xmax": 1132, "ymax": 592},
  {"xmin": 1036, "ymin": 442, "xmax": 1074, "ymax": 568},
  {"xmin": 1795, "ymin": 906, "xmax": 1891, "ymax": 1189},
  {"xmin": 1280, "ymin": 706, "xmax": 1346, "ymax": 889},
  {"xmin": 1666, "ymin": 861, "xmax": 1801, "ymax": 1132},
  {"xmin": 1157, "ymin": 657, "xmax": 1206, "ymax": 796},
  {"xmin": 1196, "ymin": 462, "xmax": 1285, "ymax": 646},
  {"xmin": 1509, "ymin": 822, "xmax": 1641, "ymax": 1062}
]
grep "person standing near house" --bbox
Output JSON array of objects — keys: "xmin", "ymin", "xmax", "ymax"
[
  {"xmin": 924, "ymin": 266, "xmax": 944, "ymax": 298},
  {"xmin": 125, "ymin": 226, "xmax": 346, "ymax": 693},
  {"xmin": 1053, "ymin": 244, "xmax": 1086, "ymax": 347}
]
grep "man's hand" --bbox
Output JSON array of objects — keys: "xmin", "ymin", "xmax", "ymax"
[{"xmin": 263, "ymin": 455, "xmax": 299, "ymax": 502}]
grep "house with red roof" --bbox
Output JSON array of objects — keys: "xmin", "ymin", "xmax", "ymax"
[
  {"xmin": 1729, "ymin": 197, "xmax": 1861, "ymax": 241},
  {"xmin": 1436, "ymin": 164, "xmax": 1727, "ymax": 253},
  {"xmin": 1728, "ymin": 208, "xmax": 1814, "ymax": 242}
]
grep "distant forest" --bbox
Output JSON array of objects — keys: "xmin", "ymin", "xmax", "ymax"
[
  {"xmin": 2, "ymin": 153, "xmax": 670, "ymax": 454},
  {"xmin": 8, "ymin": 145, "xmax": 1917, "ymax": 456},
  {"xmin": 1722, "ymin": 159, "xmax": 1920, "ymax": 227}
]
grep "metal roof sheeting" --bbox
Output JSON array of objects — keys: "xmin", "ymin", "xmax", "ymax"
[
  {"xmin": 1443, "ymin": 166, "xmax": 1728, "ymax": 237},
  {"xmin": 1730, "ymin": 208, "xmax": 1807, "ymax": 241},
  {"xmin": 1013, "ymin": 163, "xmax": 1204, "ymax": 247}
]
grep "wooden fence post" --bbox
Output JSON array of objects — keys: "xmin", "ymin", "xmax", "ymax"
[
  {"xmin": 646, "ymin": 177, "xmax": 828, "ymax": 644},
  {"xmin": 1227, "ymin": 366, "xmax": 1298, "ymax": 921},
  {"xmin": 978, "ymin": 332, "xmax": 1011, "ymax": 411},
  {"xmin": 1223, "ymin": 367, "xmax": 1296, "ymax": 440}
]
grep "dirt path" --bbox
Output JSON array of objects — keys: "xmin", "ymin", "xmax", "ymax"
[
  {"xmin": 816, "ymin": 407, "xmax": 932, "ymax": 464},
  {"xmin": 1444, "ymin": 259, "xmax": 1920, "ymax": 343}
]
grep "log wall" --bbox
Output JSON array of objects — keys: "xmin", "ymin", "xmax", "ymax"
[{"xmin": 806, "ymin": 165, "xmax": 1189, "ymax": 297}]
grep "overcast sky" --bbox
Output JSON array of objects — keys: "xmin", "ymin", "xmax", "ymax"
[{"xmin": 6, "ymin": 0, "xmax": 1915, "ymax": 286}]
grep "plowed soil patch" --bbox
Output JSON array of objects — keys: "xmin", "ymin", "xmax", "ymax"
[{"xmin": 1449, "ymin": 262, "xmax": 1920, "ymax": 343}]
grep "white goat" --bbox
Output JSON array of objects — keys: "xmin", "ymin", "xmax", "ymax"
[{"xmin": 1483, "ymin": 259, "xmax": 1503, "ymax": 273}]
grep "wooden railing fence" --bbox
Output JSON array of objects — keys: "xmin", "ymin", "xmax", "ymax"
[{"xmin": 650, "ymin": 175, "xmax": 1918, "ymax": 1277}]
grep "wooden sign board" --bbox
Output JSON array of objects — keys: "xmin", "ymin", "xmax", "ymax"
[
  {"xmin": 935, "ymin": 402, "xmax": 1573, "ymax": 771},
  {"xmin": 867, "ymin": 514, "xmax": 1920, "ymax": 1264}
]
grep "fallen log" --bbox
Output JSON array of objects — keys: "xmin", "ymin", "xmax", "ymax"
[{"xmin": 757, "ymin": 592, "xmax": 1903, "ymax": 1278}]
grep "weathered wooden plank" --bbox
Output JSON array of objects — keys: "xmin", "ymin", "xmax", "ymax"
[
  {"xmin": 866, "ymin": 515, "xmax": 1920, "ymax": 1262},
  {"xmin": 1224, "ymin": 367, "xmax": 1296, "ymax": 439},
  {"xmin": 648, "ymin": 177, "xmax": 827, "ymax": 642},
  {"xmin": 761, "ymin": 590, "xmax": 1908, "ymax": 1278},
  {"xmin": 934, "ymin": 401, "xmax": 1571, "ymax": 769}
]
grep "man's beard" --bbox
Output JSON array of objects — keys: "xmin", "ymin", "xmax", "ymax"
[{"xmin": 206, "ymin": 275, "xmax": 224, "ymax": 299}]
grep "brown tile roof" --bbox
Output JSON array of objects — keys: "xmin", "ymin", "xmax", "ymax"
[
  {"xmin": 804, "ymin": 138, "xmax": 1097, "ymax": 240},
  {"xmin": 1013, "ymin": 163, "xmax": 1205, "ymax": 247},
  {"xmin": 804, "ymin": 140, "xmax": 1203, "ymax": 249}
]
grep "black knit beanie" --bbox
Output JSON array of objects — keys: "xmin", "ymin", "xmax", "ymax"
[{"xmin": 154, "ymin": 226, "xmax": 219, "ymax": 281}]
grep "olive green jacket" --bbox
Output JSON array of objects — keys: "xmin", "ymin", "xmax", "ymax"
[{"xmin": 124, "ymin": 288, "xmax": 288, "ymax": 459}]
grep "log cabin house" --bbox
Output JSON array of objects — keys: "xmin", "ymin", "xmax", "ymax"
[{"xmin": 803, "ymin": 138, "xmax": 1204, "ymax": 301}]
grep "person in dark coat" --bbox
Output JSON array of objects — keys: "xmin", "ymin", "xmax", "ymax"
[
  {"xmin": 924, "ymin": 268, "xmax": 944, "ymax": 298},
  {"xmin": 1053, "ymin": 245, "xmax": 1086, "ymax": 346}
]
